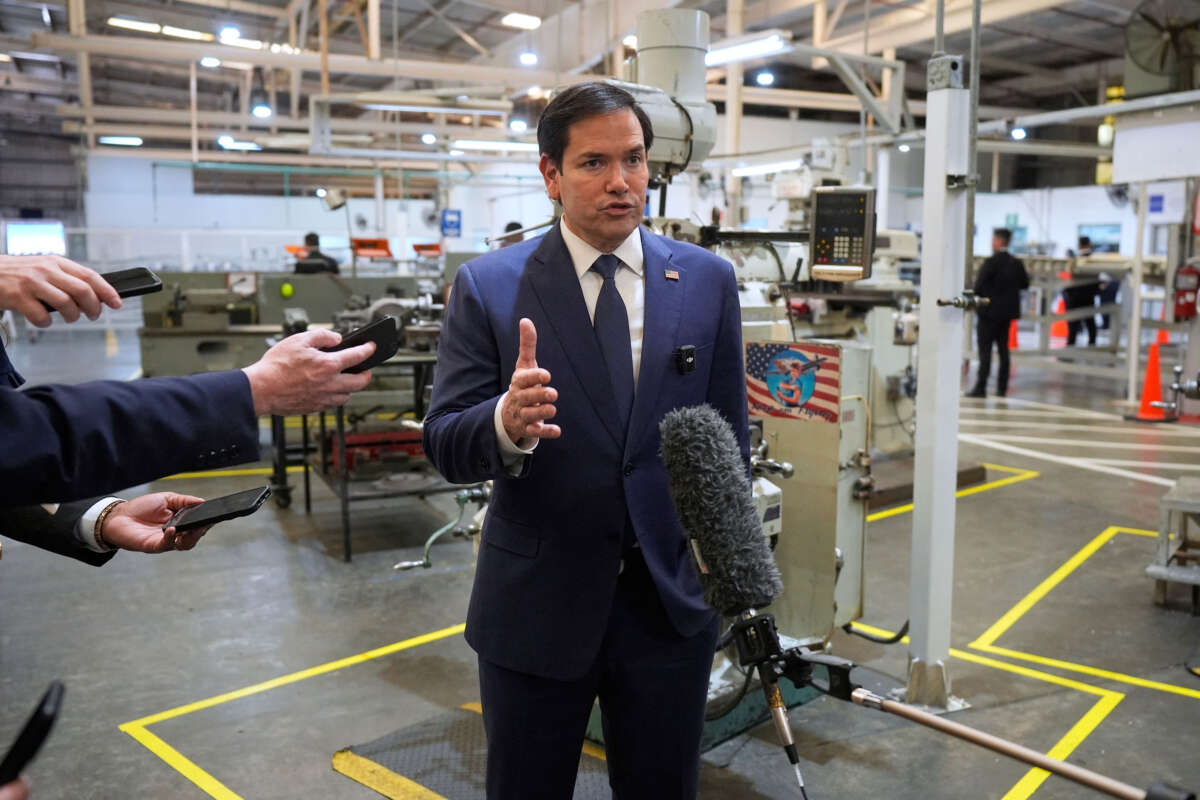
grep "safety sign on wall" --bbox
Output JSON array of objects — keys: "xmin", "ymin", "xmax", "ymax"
[{"xmin": 441, "ymin": 209, "xmax": 462, "ymax": 238}]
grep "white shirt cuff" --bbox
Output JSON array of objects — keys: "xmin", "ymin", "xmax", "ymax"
[
  {"xmin": 493, "ymin": 391, "xmax": 537, "ymax": 471},
  {"xmin": 76, "ymin": 497, "xmax": 123, "ymax": 552}
]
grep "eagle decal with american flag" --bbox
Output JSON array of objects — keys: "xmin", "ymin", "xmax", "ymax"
[{"xmin": 745, "ymin": 342, "xmax": 841, "ymax": 423}]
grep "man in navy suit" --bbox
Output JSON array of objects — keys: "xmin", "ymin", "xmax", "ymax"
[{"xmin": 424, "ymin": 82, "xmax": 749, "ymax": 799}]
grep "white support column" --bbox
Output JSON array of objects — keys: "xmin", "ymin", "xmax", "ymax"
[
  {"xmin": 67, "ymin": 0, "xmax": 93, "ymax": 146},
  {"xmin": 1127, "ymin": 181, "xmax": 1148, "ymax": 402},
  {"xmin": 367, "ymin": 0, "xmax": 381, "ymax": 60},
  {"xmin": 189, "ymin": 61, "xmax": 199, "ymax": 162},
  {"xmin": 908, "ymin": 57, "xmax": 970, "ymax": 708},
  {"xmin": 725, "ymin": 0, "xmax": 744, "ymax": 226},
  {"xmin": 876, "ymin": 145, "xmax": 891, "ymax": 227},
  {"xmin": 374, "ymin": 171, "xmax": 385, "ymax": 234},
  {"xmin": 289, "ymin": 13, "xmax": 301, "ymax": 118}
]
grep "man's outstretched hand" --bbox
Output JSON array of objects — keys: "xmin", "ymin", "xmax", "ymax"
[{"xmin": 500, "ymin": 318, "xmax": 560, "ymax": 445}]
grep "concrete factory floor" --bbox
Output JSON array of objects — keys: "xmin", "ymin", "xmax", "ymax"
[{"xmin": 2, "ymin": 327, "xmax": 1198, "ymax": 800}]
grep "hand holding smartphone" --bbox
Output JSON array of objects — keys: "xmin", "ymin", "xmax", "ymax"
[
  {"xmin": 164, "ymin": 486, "xmax": 271, "ymax": 533},
  {"xmin": 40, "ymin": 267, "xmax": 162, "ymax": 312}
]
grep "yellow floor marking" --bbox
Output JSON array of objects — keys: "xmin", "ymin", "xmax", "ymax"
[
  {"xmin": 847, "ymin": 622, "xmax": 1125, "ymax": 800},
  {"xmin": 867, "ymin": 463, "xmax": 1040, "ymax": 522},
  {"xmin": 121, "ymin": 623, "xmax": 466, "ymax": 799},
  {"xmin": 160, "ymin": 466, "xmax": 304, "ymax": 481},
  {"xmin": 970, "ymin": 525, "xmax": 1200, "ymax": 700},
  {"xmin": 460, "ymin": 700, "xmax": 608, "ymax": 762},
  {"xmin": 105, "ymin": 328, "xmax": 118, "ymax": 358},
  {"xmin": 332, "ymin": 750, "xmax": 449, "ymax": 800}
]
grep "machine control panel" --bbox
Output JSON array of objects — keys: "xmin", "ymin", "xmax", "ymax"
[{"xmin": 810, "ymin": 187, "xmax": 876, "ymax": 281}]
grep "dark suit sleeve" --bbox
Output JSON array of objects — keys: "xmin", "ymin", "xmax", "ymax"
[
  {"xmin": 423, "ymin": 264, "xmax": 523, "ymax": 484},
  {"xmin": 706, "ymin": 262, "xmax": 752, "ymax": 476},
  {"xmin": 0, "ymin": 500, "xmax": 117, "ymax": 566},
  {"xmin": 974, "ymin": 256, "xmax": 997, "ymax": 297},
  {"xmin": 1016, "ymin": 257, "xmax": 1030, "ymax": 291},
  {"xmin": 0, "ymin": 370, "xmax": 259, "ymax": 506}
]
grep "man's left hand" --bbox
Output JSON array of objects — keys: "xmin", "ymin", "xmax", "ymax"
[{"xmin": 103, "ymin": 492, "xmax": 211, "ymax": 553}]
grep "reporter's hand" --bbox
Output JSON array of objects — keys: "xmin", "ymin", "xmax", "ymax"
[
  {"xmin": 500, "ymin": 318, "xmax": 560, "ymax": 444},
  {"xmin": 0, "ymin": 775, "xmax": 31, "ymax": 800},
  {"xmin": 0, "ymin": 254, "xmax": 121, "ymax": 327},
  {"xmin": 103, "ymin": 492, "xmax": 210, "ymax": 553},
  {"xmin": 241, "ymin": 329, "xmax": 375, "ymax": 416}
]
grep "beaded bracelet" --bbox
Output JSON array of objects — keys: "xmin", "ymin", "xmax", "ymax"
[{"xmin": 93, "ymin": 500, "xmax": 125, "ymax": 552}]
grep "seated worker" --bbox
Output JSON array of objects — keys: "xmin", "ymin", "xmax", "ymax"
[{"xmin": 295, "ymin": 232, "xmax": 340, "ymax": 274}]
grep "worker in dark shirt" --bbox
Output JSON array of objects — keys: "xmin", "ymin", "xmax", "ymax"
[
  {"xmin": 294, "ymin": 232, "xmax": 340, "ymax": 274},
  {"xmin": 968, "ymin": 227, "xmax": 1030, "ymax": 398},
  {"xmin": 1064, "ymin": 236, "xmax": 1100, "ymax": 346}
]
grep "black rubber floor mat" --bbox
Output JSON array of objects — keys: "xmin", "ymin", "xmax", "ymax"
[{"xmin": 333, "ymin": 706, "xmax": 611, "ymax": 799}]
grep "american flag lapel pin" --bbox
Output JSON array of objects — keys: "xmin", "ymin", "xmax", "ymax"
[{"xmin": 664, "ymin": 269, "xmax": 680, "ymax": 281}]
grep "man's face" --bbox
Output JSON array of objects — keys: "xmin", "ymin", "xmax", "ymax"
[
  {"xmin": 539, "ymin": 109, "xmax": 649, "ymax": 252},
  {"xmin": 992, "ymin": 235, "xmax": 1006, "ymax": 253}
]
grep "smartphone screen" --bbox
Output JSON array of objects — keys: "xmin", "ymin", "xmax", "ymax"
[
  {"xmin": 166, "ymin": 487, "xmax": 271, "ymax": 532},
  {"xmin": 101, "ymin": 267, "xmax": 162, "ymax": 299}
]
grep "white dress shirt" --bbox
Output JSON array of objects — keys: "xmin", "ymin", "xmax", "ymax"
[{"xmin": 492, "ymin": 219, "xmax": 646, "ymax": 461}]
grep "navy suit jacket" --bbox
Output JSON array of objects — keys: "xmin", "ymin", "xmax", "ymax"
[
  {"xmin": 423, "ymin": 222, "xmax": 750, "ymax": 681},
  {"xmin": 0, "ymin": 341, "xmax": 259, "ymax": 506},
  {"xmin": 0, "ymin": 500, "xmax": 117, "ymax": 566}
]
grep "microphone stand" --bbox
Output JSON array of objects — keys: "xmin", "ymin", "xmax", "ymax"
[{"xmin": 721, "ymin": 611, "xmax": 1194, "ymax": 800}]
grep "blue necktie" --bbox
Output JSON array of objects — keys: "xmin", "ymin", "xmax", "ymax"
[{"xmin": 590, "ymin": 254, "xmax": 634, "ymax": 434}]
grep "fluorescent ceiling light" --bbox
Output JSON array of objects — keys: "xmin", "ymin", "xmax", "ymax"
[
  {"xmin": 315, "ymin": 187, "xmax": 327, "ymax": 198},
  {"xmin": 501, "ymin": 12, "xmax": 541, "ymax": 30},
  {"xmin": 219, "ymin": 26, "xmax": 240, "ymax": 39},
  {"xmin": 730, "ymin": 159, "xmax": 802, "ymax": 177},
  {"xmin": 1010, "ymin": 126, "xmax": 1027, "ymax": 141},
  {"xmin": 421, "ymin": 132, "xmax": 437, "ymax": 145},
  {"xmin": 898, "ymin": 143, "xmax": 911, "ymax": 153},
  {"xmin": 107, "ymin": 17, "xmax": 161, "ymax": 33},
  {"xmin": 98, "ymin": 135, "xmax": 143, "ymax": 147},
  {"xmin": 251, "ymin": 104, "xmax": 273, "ymax": 119},
  {"xmin": 519, "ymin": 50, "xmax": 538, "ymax": 66},
  {"xmin": 622, "ymin": 35, "xmax": 637, "ymax": 49},
  {"xmin": 451, "ymin": 139, "xmax": 538, "ymax": 153},
  {"xmin": 755, "ymin": 70, "xmax": 775, "ymax": 86},
  {"xmin": 200, "ymin": 56, "xmax": 221, "ymax": 68},
  {"xmin": 223, "ymin": 37, "xmax": 264, "ymax": 50},
  {"xmin": 162, "ymin": 25, "xmax": 214, "ymax": 41},
  {"xmin": 218, "ymin": 134, "xmax": 262, "ymax": 151},
  {"xmin": 508, "ymin": 119, "xmax": 528, "ymax": 133},
  {"xmin": 706, "ymin": 30, "xmax": 791, "ymax": 67},
  {"xmin": 449, "ymin": 149, "xmax": 465, "ymax": 156},
  {"xmin": 0, "ymin": 54, "xmax": 11, "ymax": 63}
]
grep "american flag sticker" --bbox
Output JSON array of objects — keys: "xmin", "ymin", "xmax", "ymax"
[
  {"xmin": 745, "ymin": 341, "xmax": 841, "ymax": 423},
  {"xmin": 664, "ymin": 269, "xmax": 680, "ymax": 281}
]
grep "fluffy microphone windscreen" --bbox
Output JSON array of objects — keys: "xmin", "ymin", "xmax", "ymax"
[{"xmin": 659, "ymin": 404, "xmax": 783, "ymax": 616}]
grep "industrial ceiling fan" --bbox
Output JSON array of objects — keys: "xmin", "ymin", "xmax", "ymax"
[{"xmin": 1125, "ymin": 0, "xmax": 1200, "ymax": 89}]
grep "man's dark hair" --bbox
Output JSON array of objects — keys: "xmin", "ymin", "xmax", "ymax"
[
  {"xmin": 537, "ymin": 82, "xmax": 654, "ymax": 167},
  {"xmin": 304, "ymin": 232, "xmax": 320, "ymax": 247},
  {"xmin": 1078, "ymin": 236, "xmax": 1091, "ymax": 248},
  {"xmin": 993, "ymin": 228, "xmax": 1012, "ymax": 245},
  {"xmin": 504, "ymin": 221, "xmax": 523, "ymax": 233}
]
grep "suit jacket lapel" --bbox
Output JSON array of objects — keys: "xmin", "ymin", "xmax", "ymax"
[
  {"xmin": 627, "ymin": 228, "xmax": 683, "ymax": 453},
  {"xmin": 528, "ymin": 223, "xmax": 625, "ymax": 450}
]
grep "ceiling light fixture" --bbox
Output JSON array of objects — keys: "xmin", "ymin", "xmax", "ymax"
[
  {"xmin": 223, "ymin": 37, "xmax": 264, "ymax": 50},
  {"xmin": 315, "ymin": 187, "xmax": 327, "ymax": 198},
  {"xmin": 106, "ymin": 17, "xmax": 161, "ymax": 34},
  {"xmin": 501, "ymin": 12, "xmax": 541, "ymax": 30},
  {"xmin": 519, "ymin": 50, "xmax": 538, "ymax": 66},
  {"xmin": 421, "ymin": 132, "xmax": 437, "ymax": 145},
  {"xmin": 449, "ymin": 149, "xmax": 465, "ymax": 156},
  {"xmin": 898, "ymin": 143, "xmax": 911, "ymax": 153},
  {"xmin": 450, "ymin": 138, "xmax": 539, "ymax": 153},
  {"xmin": 219, "ymin": 26, "xmax": 240, "ymax": 40},
  {"xmin": 0, "ymin": 54, "xmax": 11, "ymax": 63},
  {"xmin": 218, "ymin": 134, "xmax": 262, "ymax": 151},
  {"xmin": 755, "ymin": 70, "xmax": 775, "ymax": 86},
  {"xmin": 508, "ymin": 118, "xmax": 528, "ymax": 134},
  {"xmin": 705, "ymin": 30, "xmax": 791, "ymax": 67},
  {"xmin": 200, "ymin": 56, "xmax": 221, "ymax": 68},
  {"xmin": 98, "ymin": 135, "xmax": 143, "ymax": 147},
  {"xmin": 730, "ymin": 159, "xmax": 802, "ymax": 177},
  {"xmin": 162, "ymin": 25, "xmax": 214, "ymax": 41},
  {"xmin": 623, "ymin": 35, "xmax": 638, "ymax": 49},
  {"xmin": 249, "ymin": 67, "xmax": 272, "ymax": 119},
  {"xmin": 1010, "ymin": 126, "xmax": 1027, "ymax": 141}
]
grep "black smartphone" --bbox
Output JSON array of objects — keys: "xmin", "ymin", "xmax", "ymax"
[
  {"xmin": 320, "ymin": 316, "xmax": 400, "ymax": 374},
  {"xmin": 40, "ymin": 266, "xmax": 163, "ymax": 312},
  {"xmin": 164, "ymin": 486, "xmax": 271, "ymax": 533},
  {"xmin": 0, "ymin": 681, "xmax": 64, "ymax": 785}
]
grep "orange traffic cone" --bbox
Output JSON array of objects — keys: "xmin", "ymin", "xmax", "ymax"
[
  {"xmin": 1008, "ymin": 319, "xmax": 1019, "ymax": 349},
  {"xmin": 1126, "ymin": 343, "xmax": 1173, "ymax": 423},
  {"xmin": 1157, "ymin": 327, "xmax": 1170, "ymax": 345},
  {"xmin": 1050, "ymin": 297, "xmax": 1068, "ymax": 340}
]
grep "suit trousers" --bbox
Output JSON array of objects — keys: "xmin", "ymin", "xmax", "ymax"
[
  {"xmin": 976, "ymin": 316, "xmax": 1013, "ymax": 395},
  {"xmin": 477, "ymin": 548, "xmax": 719, "ymax": 800}
]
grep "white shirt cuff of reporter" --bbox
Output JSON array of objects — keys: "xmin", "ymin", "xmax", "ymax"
[
  {"xmin": 76, "ymin": 497, "xmax": 123, "ymax": 553},
  {"xmin": 493, "ymin": 391, "xmax": 537, "ymax": 474}
]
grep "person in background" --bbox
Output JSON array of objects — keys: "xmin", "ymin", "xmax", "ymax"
[
  {"xmin": 499, "ymin": 221, "xmax": 525, "ymax": 248},
  {"xmin": 1064, "ymin": 236, "xmax": 1100, "ymax": 346},
  {"xmin": 968, "ymin": 227, "xmax": 1029, "ymax": 398},
  {"xmin": 294, "ymin": 232, "xmax": 340, "ymax": 274}
]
